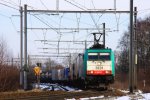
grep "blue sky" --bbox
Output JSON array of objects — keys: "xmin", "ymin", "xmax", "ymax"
[{"xmin": 0, "ymin": 0, "xmax": 150, "ymax": 63}]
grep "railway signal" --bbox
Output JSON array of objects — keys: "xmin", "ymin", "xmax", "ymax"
[
  {"xmin": 34, "ymin": 66, "xmax": 41, "ymax": 76},
  {"xmin": 33, "ymin": 66, "xmax": 41, "ymax": 88}
]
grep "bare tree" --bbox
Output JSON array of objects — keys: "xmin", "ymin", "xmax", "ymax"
[
  {"xmin": 117, "ymin": 31, "xmax": 129, "ymax": 73},
  {"xmin": 116, "ymin": 16, "xmax": 150, "ymax": 90},
  {"xmin": 0, "ymin": 37, "xmax": 7, "ymax": 65},
  {"xmin": 0, "ymin": 37, "xmax": 19, "ymax": 92}
]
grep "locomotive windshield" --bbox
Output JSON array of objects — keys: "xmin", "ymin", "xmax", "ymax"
[
  {"xmin": 88, "ymin": 53, "xmax": 98, "ymax": 60},
  {"xmin": 88, "ymin": 52, "xmax": 110, "ymax": 60}
]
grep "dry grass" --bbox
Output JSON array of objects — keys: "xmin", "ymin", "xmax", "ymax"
[
  {"xmin": 0, "ymin": 65, "xmax": 20, "ymax": 92},
  {"xmin": 112, "ymin": 68, "xmax": 150, "ymax": 93},
  {"xmin": 0, "ymin": 90, "xmax": 67, "ymax": 99}
]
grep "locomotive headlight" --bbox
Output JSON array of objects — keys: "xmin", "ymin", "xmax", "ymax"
[
  {"xmin": 106, "ymin": 71, "xmax": 109, "ymax": 73},
  {"xmin": 106, "ymin": 71, "xmax": 112, "ymax": 74}
]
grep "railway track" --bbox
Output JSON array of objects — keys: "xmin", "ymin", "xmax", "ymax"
[{"xmin": 0, "ymin": 89, "xmax": 125, "ymax": 100}]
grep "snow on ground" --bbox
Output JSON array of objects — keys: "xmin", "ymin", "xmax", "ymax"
[
  {"xmin": 63, "ymin": 86, "xmax": 77, "ymax": 91},
  {"xmin": 65, "ymin": 93, "xmax": 150, "ymax": 100},
  {"xmin": 34, "ymin": 84, "xmax": 150, "ymax": 99},
  {"xmin": 116, "ymin": 89, "xmax": 149, "ymax": 100},
  {"xmin": 115, "ymin": 96, "xmax": 130, "ymax": 100},
  {"xmin": 141, "ymin": 93, "xmax": 150, "ymax": 99},
  {"xmin": 33, "ymin": 83, "xmax": 81, "ymax": 91},
  {"xmin": 65, "ymin": 89, "xmax": 150, "ymax": 100},
  {"xmin": 116, "ymin": 90, "xmax": 150, "ymax": 100}
]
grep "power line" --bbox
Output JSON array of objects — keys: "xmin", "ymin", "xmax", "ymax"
[
  {"xmin": 64, "ymin": 0, "xmax": 85, "ymax": 10},
  {"xmin": 0, "ymin": 12, "xmax": 19, "ymax": 33},
  {"xmin": 30, "ymin": 14, "xmax": 59, "ymax": 33},
  {"xmin": 62, "ymin": 0, "xmax": 121, "ymax": 34},
  {"xmin": 10, "ymin": 17, "xmax": 18, "ymax": 33},
  {"xmin": 35, "ymin": 40, "xmax": 94, "ymax": 42},
  {"xmin": 0, "ymin": 2, "xmax": 18, "ymax": 10},
  {"xmin": 114, "ymin": 13, "xmax": 121, "ymax": 31},
  {"xmin": 30, "ymin": 55, "xmax": 70, "ymax": 57},
  {"xmin": 137, "ymin": 8, "xmax": 150, "ymax": 15},
  {"xmin": 1, "ymin": 0, "xmax": 19, "ymax": 7},
  {"xmin": 28, "ymin": 27, "xmax": 110, "ymax": 31},
  {"xmin": 19, "ymin": 0, "xmax": 21, "ymax": 6},
  {"xmin": 28, "ymin": 13, "xmax": 42, "ymax": 41},
  {"xmin": 28, "ymin": 10, "xmax": 130, "ymax": 13},
  {"xmin": 38, "ymin": 52, "xmax": 80, "ymax": 54},
  {"xmin": 40, "ymin": 0, "xmax": 48, "ymax": 10},
  {"xmin": 59, "ymin": 15, "xmax": 97, "ymax": 27},
  {"xmin": 71, "ymin": 1, "xmax": 104, "ymax": 34},
  {"xmin": 0, "ymin": 13, "xmax": 10, "ymax": 18},
  {"xmin": 38, "ymin": 47, "xmax": 84, "ymax": 50}
]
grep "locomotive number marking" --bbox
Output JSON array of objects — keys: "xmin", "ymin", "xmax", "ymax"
[{"xmin": 96, "ymin": 66, "xmax": 103, "ymax": 70}]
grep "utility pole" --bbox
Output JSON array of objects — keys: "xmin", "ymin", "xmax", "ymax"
[
  {"xmin": 103, "ymin": 23, "xmax": 105, "ymax": 48},
  {"xmin": 12, "ymin": 58, "xmax": 13, "ymax": 67},
  {"xmin": 129, "ymin": 0, "xmax": 134, "ymax": 93},
  {"xmin": 69, "ymin": 53, "xmax": 72, "ymax": 79},
  {"xmin": 56, "ymin": 0, "xmax": 59, "ymax": 11},
  {"xmin": 85, "ymin": 40, "xmax": 87, "ymax": 50},
  {"xmin": 134, "ymin": 7, "xmax": 137, "ymax": 90},
  {"xmin": 24, "ymin": 4, "xmax": 28, "ymax": 90},
  {"xmin": 20, "ymin": 6, "xmax": 23, "ymax": 88}
]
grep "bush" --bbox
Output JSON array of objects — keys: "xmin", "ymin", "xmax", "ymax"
[{"xmin": 0, "ymin": 65, "xmax": 19, "ymax": 92}]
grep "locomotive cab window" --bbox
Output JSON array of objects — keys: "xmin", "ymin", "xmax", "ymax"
[
  {"xmin": 99, "ymin": 53, "xmax": 110, "ymax": 60},
  {"xmin": 88, "ymin": 53, "xmax": 98, "ymax": 60},
  {"xmin": 88, "ymin": 52, "xmax": 110, "ymax": 60}
]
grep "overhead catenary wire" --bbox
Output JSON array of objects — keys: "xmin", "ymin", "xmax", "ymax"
[
  {"xmin": 0, "ymin": 0, "xmax": 149, "ymax": 59},
  {"xmin": 40, "ymin": 0, "xmax": 48, "ymax": 10},
  {"xmin": 19, "ymin": 0, "xmax": 21, "ymax": 6},
  {"xmin": 64, "ymin": 0, "xmax": 85, "ymax": 11},
  {"xmin": 56, "ymin": 0, "xmax": 105, "ymax": 40},
  {"xmin": 59, "ymin": 15, "xmax": 99, "ymax": 27},
  {"xmin": 27, "ymin": 5, "xmax": 39, "ymax": 10},
  {"xmin": 30, "ymin": 14, "xmax": 60, "ymax": 34},
  {"xmin": 109, "ymin": 7, "xmax": 150, "ymax": 32},
  {"xmin": 114, "ymin": 13, "xmax": 121, "ymax": 31},
  {"xmin": 42, "ymin": 29, "xmax": 48, "ymax": 45},
  {"xmin": 38, "ymin": 47, "xmax": 84, "ymax": 50},
  {"xmin": 90, "ymin": 0, "xmax": 105, "ymax": 27},
  {"xmin": 56, "ymin": 0, "xmax": 59, "ymax": 11},
  {"xmin": 35, "ymin": 14, "xmax": 102, "ymax": 33},
  {"xmin": 26, "ymin": 9, "xmax": 131, "ymax": 49},
  {"xmin": 0, "ymin": 2, "xmax": 18, "ymax": 10},
  {"xmin": 29, "ymin": 55, "xmax": 70, "ymax": 57},
  {"xmin": 64, "ymin": 0, "xmax": 104, "ymax": 34},
  {"xmin": 30, "ymin": 11, "xmax": 96, "ymax": 55},
  {"xmin": 57, "ymin": 13, "xmax": 64, "ymax": 54},
  {"xmin": 71, "ymin": 0, "xmax": 87, "ymax": 10},
  {"xmin": 28, "ymin": 13, "xmax": 43, "ymax": 42},
  {"xmin": 0, "ymin": 12, "xmax": 20, "ymax": 34},
  {"xmin": 27, "ymin": 8, "xmax": 130, "ymax": 37},
  {"xmin": 35, "ymin": 40, "xmax": 94, "ymax": 42},
  {"xmin": 62, "ymin": 0, "xmax": 131, "ymax": 35},
  {"xmin": 109, "ymin": 9, "xmax": 147, "ymax": 32},
  {"xmin": 76, "ymin": 13, "xmax": 81, "ymax": 32},
  {"xmin": 26, "ymin": 16, "xmax": 47, "ymax": 55},
  {"xmin": 19, "ymin": 0, "xmax": 134, "ymax": 63},
  {"xmin": 0, "ymin": 13, "xmax": 10, "ymax": 18},
  {"xmin": 9, "ymin": 17, "xmax": 18, "ymax": 33},
  {"xmin": 137, "ymin": 8, "xmax": 150, "ymax": 16},
  {"xmin": 89, "ymin": 0, "xmax": 105, "ymax": 34},
  {"xmin": 1, "ymin": 0, "xmax": 19, "ymax": 7}
]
